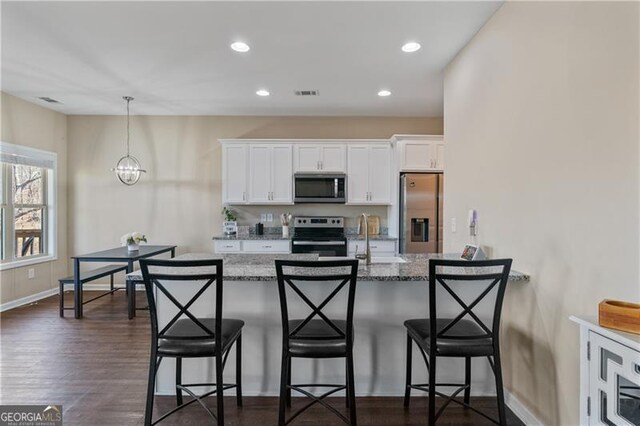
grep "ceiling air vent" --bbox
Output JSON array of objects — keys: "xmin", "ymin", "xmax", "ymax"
[
  {"xmin": 38, "ymin": 97, "xmax": 60, "ymax": 103},
  {"xmin": 294, "ymin": 90, "xmax": 319, "ymax": 97}
]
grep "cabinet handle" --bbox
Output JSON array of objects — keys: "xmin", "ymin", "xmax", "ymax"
[
  {"xmin": 242, "ymin": 191, "xmax": 246, "ymax": 201},
  {"xmin": 224, "ymin": 245, "xmax": 234, "ymax": 248},
  {"xmin": 320, "ymin": 160, "xmax": 323, "ymax": 170},
  {"xmin": 317, "ymin": 160, "xmax": 320, "ymax": 170},
  {"xmin": 263, "ymin": 245, "xmax": 272, "ymax": 248}
]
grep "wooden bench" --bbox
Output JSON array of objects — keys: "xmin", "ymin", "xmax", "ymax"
[{"xmin": 59, "ymin": 264, "xmax": 129, "ymax": 317}]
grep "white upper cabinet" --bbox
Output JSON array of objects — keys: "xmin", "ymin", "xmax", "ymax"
[
  {"xmin": 248, "ymin": 144, "xmax": 293, "ymax": 204},
  {"xmin": 294, "ymin": 144, "xmax": 346, "ymax": 172},
  {"xmin": 222, "ymin": 144, "xmax": 248, "ymax": 204},
  {"xmin": 347, "ymin": 143, "xmax": 392, "ymax": 205},
  {"xmin": 271, "ymin": 145, "xmax": 293, "ymax": 203},
  {"xmin": 396, "ymin": 135, "xmax": 444, "ymax": 171}
]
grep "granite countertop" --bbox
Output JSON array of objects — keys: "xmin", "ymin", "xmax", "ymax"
[
  {"xmin": 212, "ymin": 234, "xmax": 290, "ymax": 241},
  {"xmin": 212, "ymin": 234, "xmax": 396, "ymax": 241},
  {"xmin": 127, "ymin": 253, "xmax": 529, "ymax": 282},
  {"xmin": 346, "ymin": 235, "xmax": 397, "ymax": 241}
]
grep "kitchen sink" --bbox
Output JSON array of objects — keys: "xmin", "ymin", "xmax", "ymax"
[{"xmin": 318, "ymin": 256, "xmax": 407, "ymax": 264}]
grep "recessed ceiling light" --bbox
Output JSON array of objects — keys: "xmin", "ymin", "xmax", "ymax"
[
  {"xmin": 256, "ymin": 90, "xmax": 270, "ymax": 97},
  {"xmin": 230, "ymin": 41, "xmax": 250, "ymax": 53},
  {"xmin": 378, "ymin": 90, "xmax": 391, "ymax": 97},
  {"xmin": 401, "ymin": 42, "xmax": 421, "ymax": 53}
]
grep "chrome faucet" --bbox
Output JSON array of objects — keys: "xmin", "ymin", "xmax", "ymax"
[{"xmin": 355, "ymin": 213, "xmax": 371, "ymax": 265}]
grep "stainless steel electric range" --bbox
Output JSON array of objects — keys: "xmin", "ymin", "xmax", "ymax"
[{"xmin": 291, "ymin": 216, "xmax": 347, "ymax": 257}]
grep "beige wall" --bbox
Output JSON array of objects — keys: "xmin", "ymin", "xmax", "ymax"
[
  {"xmin": 0, "ymin": 92, "xmax": 68, "ymax": 304},
  {"xmin": 443, "ymin": 2, "xmax": 639, "ymax": 424},
  {"xmin": 67, "ymin": 116, "xmax": 442, "ymax": 256}
]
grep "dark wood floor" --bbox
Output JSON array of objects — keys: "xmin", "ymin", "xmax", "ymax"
[{"xmin": 0, "ymin": 292, "xmax": 524, "ymax": 425}]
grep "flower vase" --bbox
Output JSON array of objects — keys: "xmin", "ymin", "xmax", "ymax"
[{"xmin": 127, "ymin": 243, "xmax": 140, "ymax": 252}]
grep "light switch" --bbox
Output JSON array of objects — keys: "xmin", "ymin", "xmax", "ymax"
[
  {"xmin": 451, "ymin": 218, "xmax": 457, "ymax": 233},
  {"xmin": 260, "ymin": 213, "xmax": 267, "ymax": 222},
  {"xmin": 28, "ymin": 268, "xmax": 35, "ymax": 279},
  {"xmin": 267, "ymin": 213, "xmax": 273, "ymax": 222}
]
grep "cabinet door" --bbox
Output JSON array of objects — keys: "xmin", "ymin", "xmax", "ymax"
[
  {"xmin": 347, "ymin": 145, "xmax": 370, "ymax": 204},
  {"xmin": 434, "ymin": 142, "xmax": 445, "ymax": 170},
  {"xmin": 320, "ymin": 145, "xmax": 346, "ymax": 172},
  {"xmin": 271, "ymin": 145, "xmax": 293, "ymax": 203},
  {"xmin": 294, "ymin": 145, "xmax": 321, "ymax": 172},
  {"xmin": 401, "ymin": 141, "xmax": 433, "ymax": 171},
  {"xmin": 248, "ymin": 145, "xmax": 272, "ymax": 203},
  {"xmin": 368, "ymin": 145, "xmax": 392, "ymax": 204},
  {"xmin": 222, "ymin": 144, "xmax": 248, "ymax": 204}
]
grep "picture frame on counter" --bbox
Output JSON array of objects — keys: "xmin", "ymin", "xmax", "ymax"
[{"xmin": 461, "ymin": 244, "xmax": 486, "ymax": 261}]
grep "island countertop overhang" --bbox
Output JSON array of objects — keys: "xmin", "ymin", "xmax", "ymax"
[{"xmin": 126, "ymin": 253, "xmax": 529, "ymax": 282}]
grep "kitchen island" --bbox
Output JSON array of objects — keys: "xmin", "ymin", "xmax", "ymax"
[{"xmin": 127, "ymin": 253, "xmax": 528, "ymax": 397}]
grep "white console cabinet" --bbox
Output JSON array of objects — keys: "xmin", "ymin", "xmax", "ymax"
[{"xmin": 570, "ymin": 316, "xmax": 640, "ymax": 425}]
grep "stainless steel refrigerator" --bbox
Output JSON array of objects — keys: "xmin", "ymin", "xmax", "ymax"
[{"xmin": 399, "ymin": 173, "xmax": 443, "ymax": 254}]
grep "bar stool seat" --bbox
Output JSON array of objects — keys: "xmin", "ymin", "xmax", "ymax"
[
  {"xmin": 158, "ymin": 318, "xmax": 245, "ymax": 357},
  {"xmin": 288, "ymin": 319, "xmax": 348, "ymax": 358},
  {"xmin": 404, "ymin": 319, "xmax": 493, "ymax": 357}
]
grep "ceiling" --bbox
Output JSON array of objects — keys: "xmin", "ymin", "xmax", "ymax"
[{"xmin": 1, "ymin": 1, "xmax": 502, "ymax": 116}]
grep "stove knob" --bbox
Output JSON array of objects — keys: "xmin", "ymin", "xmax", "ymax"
[
  {"xmin": 303, "ymin": 219, "xmax": 307, "ymax": 223},
  {"xmin": 331, "ymin": 219, "xmax": 335, "ymax": 223}
]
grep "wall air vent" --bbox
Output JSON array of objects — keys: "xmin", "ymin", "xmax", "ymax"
[
  {"xmin": 38, "ymin": 97, "xmax": 60, "ymax": 103},
  {"xmin": 294, "ymin": 90, "xmax": 319, "ymax": 96}
]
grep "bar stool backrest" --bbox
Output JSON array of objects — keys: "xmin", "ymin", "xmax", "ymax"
[
  {"xmin": 140, "ymin": 258, "xmax": 224, "ymax": 355},
  {"xmin": 275, "ymin": 259, "xmax": 359, "ymax": 343},
  {"xmin": 428, "ymin": 259, "xmax": 513, "ymax": 347}
]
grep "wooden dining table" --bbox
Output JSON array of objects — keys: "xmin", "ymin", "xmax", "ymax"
[{"xmin": 70, "ymin": 245, "xmax": 176, "ymax": 319}]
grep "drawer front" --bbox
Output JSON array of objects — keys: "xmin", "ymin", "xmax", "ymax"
[
  {"xmin": 348, "ymin": 240, "xmax": 396, "ymax": 255},
  {"xmin": 214, "ymin": 240, "xmax": 242, "ymax": 252},
  {"xmin": 242, "ymin": 240, "xmax": 291, "ymax": 253}
]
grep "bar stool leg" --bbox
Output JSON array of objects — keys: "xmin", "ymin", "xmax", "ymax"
[
  {"xmin": 216, "ymin": 355, "xmax": 224, "ymax": 425},
  {"xmin": 144, "ymin": 350, "xmax": 158, "ymax": 426},
  {"xmin": 346, "ymin": 350, "xmax": 357, "ymax": 426},
  {"xmin": 278, "ymin": 352, "xmax": 290, "ymax": 426},
  {"xmin": 404, "ymin": 333, "xmax": 412, "ymax": 407},
  {"xmin": 493, "ymin": 352, "xmax": 507, "ymax": 425},
  {"xmin": 59, "ymin": 282, "xmax": 64, "ymax": 317},
  {"xmin": 428, "ymin": 352, "xmax": 437, "ymax": 426},
  {"xmin": 286, "ymin": 357, "xmax": 292, "ymax": 407},
  {"xmin": 464, "ymin": 356, "xmax": 471, "ymax": 405},
  {"xmin": 175, "ymin": 357, "xmax": 183, "ymax": 406},
  {"xmin": 236, "ymin": 334, "xmax": 243, "ymax": 407}
]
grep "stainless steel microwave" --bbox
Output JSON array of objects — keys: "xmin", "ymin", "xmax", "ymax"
[{"xmin": 294, "ymin": 173, "xmax": 346, "ymax": 203}]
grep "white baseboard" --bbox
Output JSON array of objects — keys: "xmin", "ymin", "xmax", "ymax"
[
  {"xmin": 505, "ymin": 390, "xmax": 544, "ymax": 425},
  {"xmin": 0, "ymin": 288, "xmax": 58, "ymax": 312}
]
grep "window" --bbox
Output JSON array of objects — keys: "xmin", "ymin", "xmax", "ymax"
[{"xmin": 0, "ymin": 142, "xmax": 57, "ymax": 269}]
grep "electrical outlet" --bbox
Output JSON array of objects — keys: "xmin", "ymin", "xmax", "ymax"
[
  {"xmin": 267, "ymin": 213, "xmax": 273, "ymax": 222},
  {"xmin": 28, "ymin": 268, "xmax": 35, "ymax": 279},
  {"xmin": 260, "ymin": 213, "xmax": 267, "ymax": 222},
  {"xmin": 451, "ymin": 218, "xmax": 457, "ymax": 233}
]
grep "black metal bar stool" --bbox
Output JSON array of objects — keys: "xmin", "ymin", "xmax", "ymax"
[
  {"xmin": 403, "ymin": 258, "xmax": 512, "ymax": 425},
  {"xmin": 275, "ymin": 259, "xmax": 359, "ymax": 426},
  {"xmin": 140, "ymin": 258, "xmax": 244, "ymax": 425}
]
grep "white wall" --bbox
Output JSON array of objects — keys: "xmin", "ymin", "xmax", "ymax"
[
  {"xmin": 67, "ymin": 116, "xmax": 442, "ymax": 256},
  {"xmin": 443, "ymin": 2, "xmax": 640, "ymax": 424},
  {"xmin": 0, "ymin": 92, "xmax": 68, "ymax": 305}
]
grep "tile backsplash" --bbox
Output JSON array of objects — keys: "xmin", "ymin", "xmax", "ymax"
[{"xmin": 228, "ymin": 205, "xmax": 389, "ymax": 229}]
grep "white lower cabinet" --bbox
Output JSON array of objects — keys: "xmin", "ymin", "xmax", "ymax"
[
  {"xmin": 214, "ymin": 239, "xmax": 291, "ymax": 254},
  {"xmin": 347, "ymin": 240, "xmax": 396, "ymax": 257},
  {"xmin": 571, "ymin": 316, "xmax": 640, "ymax": 426},
  {"xmin": 213, "ymin": 240, "xmax": 242, "ymax": 253}
]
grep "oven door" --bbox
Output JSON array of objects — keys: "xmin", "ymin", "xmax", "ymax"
[
  {"xmin": 294, "ymin": 174, "xmax": 346, "ymax": 203},
  {"xmin": 291, "ymin": 239, "xmax": 347, "ymax": 257}
]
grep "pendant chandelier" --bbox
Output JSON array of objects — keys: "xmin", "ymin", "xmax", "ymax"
[{"xmin": 111, "ymin": 96, "xmax": 146, "ymax": 185}]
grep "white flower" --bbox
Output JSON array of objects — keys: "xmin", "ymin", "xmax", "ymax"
[
  {"xmin": 120, "ymin": 233, "xmax": 132, "ymax": 246},
  {"xmin": 121, "ymin": 232, "xmax": 147, "ymax": 246}
]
